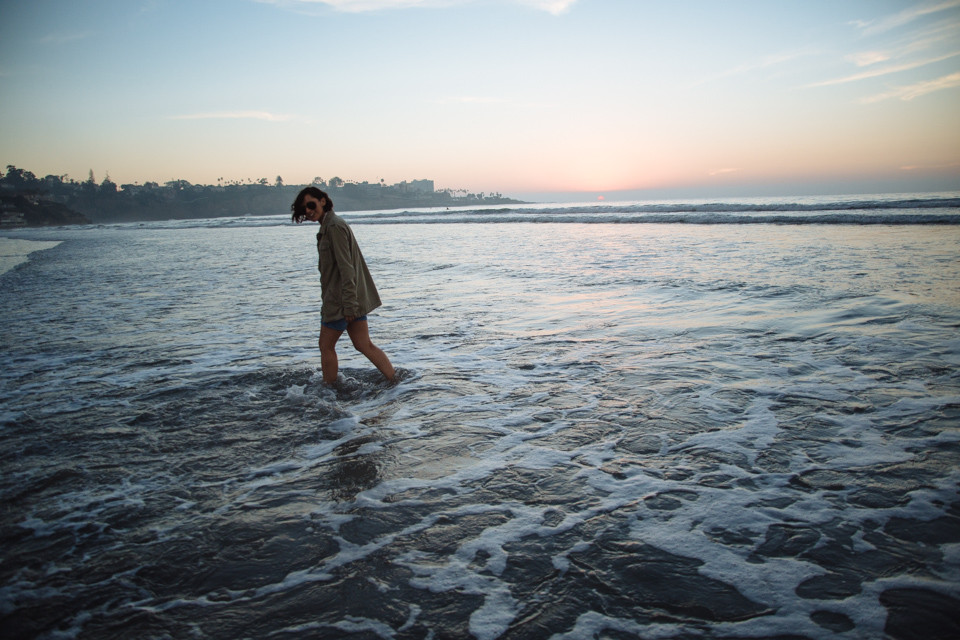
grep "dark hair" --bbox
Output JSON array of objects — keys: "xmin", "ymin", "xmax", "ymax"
[{"xmin": 291, "ymin": 186, "xmax": 334, "ymax": 223}]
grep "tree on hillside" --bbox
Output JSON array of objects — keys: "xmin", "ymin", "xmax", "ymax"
[
  {"xmin": 3, "ymin": 166, "xmax": 39, "ymax": 190},
  {"xmin": 101, "ymin": 175, "xmax": 118, "ymax": 194}
]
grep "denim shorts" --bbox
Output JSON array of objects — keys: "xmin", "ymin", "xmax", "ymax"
[{"xmin": 321, "ymin": 315, "xmax": 367, "ymax": 332}]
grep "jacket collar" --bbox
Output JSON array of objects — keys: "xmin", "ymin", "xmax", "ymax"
[{"xmin": 317, "ymin": 210, "xmax": 335, "ymax": 236}]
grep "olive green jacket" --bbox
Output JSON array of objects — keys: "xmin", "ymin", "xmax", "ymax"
[{"xmin": 316, "ymin": 211, "xmax": 382, "ymax": 322}]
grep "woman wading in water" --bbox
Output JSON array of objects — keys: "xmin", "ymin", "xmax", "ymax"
[{"xmin": 292, "ymin": 187, "xmax": 395, "ymax": 384}]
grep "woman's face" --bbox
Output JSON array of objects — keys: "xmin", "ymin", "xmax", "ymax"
[{"xmin": 303, "ymin": 194, "xmax": 325, "ymax": 222}]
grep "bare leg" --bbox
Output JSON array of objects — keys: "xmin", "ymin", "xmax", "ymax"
[
  {"xmin": 346, "ymin": 319, "xmax": 395, "ymax": 382},
  {"xmin": 318, "ymin": 326, "xmax": 343, "ymax": 384}
]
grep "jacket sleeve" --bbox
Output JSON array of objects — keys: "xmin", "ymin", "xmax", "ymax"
[{"xmin": 330, "ymin": 222, "xmax": 360, "ymax": 315}]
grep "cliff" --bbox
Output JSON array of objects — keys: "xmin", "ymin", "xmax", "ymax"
[{"xmin": 1, "ymin": 195, "xmax": 92, "ymax": 228}]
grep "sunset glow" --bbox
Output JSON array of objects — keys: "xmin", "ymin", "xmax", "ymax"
[{"xmin": 1, "ymin": 0, "xmax": 958, "ymax": 199}]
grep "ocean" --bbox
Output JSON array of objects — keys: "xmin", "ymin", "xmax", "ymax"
[{"xmin": 1, "ymin": 193, "xmax": 959, "ymax": 639}]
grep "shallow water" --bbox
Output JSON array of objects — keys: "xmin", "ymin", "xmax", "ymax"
[{"xmin": 2, "ymin": 211, "xmax": 959, "ymax": 639}]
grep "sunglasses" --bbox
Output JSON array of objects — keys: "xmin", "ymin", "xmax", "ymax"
[{"xmin": 305, "ymin": 201, "xmax": 318, "ymax": 211}]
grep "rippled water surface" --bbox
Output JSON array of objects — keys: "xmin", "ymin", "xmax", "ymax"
[{"xmin": 2, "ymin": 214, "xmax": 959, "ymax": 639}]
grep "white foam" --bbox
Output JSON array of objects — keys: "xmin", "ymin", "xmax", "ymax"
[
  {"xmin": 669, "ymin": 396, "xmax": 780, "ymax": 466},
  {"xmin": 549, "ymin": 611, "xmax": 705, "ymax": 640},
  {"xmin": 0, "ymin": 237, "xmax": 62, "ymax": 275},
  {"xmin": 270, "ymin": 615, "xmax": 399, "ymax": 639}
]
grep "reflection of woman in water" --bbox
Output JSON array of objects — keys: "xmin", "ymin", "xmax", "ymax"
[{"xmin": 292, "ymin": 187, "xmax": 395, "ymax": 384}]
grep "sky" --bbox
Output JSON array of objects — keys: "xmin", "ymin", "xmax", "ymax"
[{"xmin": 1, "ymin": 0, "xmax": 959, "ymax": 200}]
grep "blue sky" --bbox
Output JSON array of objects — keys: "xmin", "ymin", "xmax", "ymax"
[{"xmin": 1, "ymin": 0, "xmax": 958, "ymax": 199}]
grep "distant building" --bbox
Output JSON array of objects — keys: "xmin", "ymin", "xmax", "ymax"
[
  {"xmin": 397, "ymin": 179, "xmax": 434, "ymax": 194},
  {"xmin": 409, "ymin": 179, "xmax": 434, "ymax": 194},
  {"xmin": 1, "ymin": 200, "xmax": 26, "ymax": 228}
]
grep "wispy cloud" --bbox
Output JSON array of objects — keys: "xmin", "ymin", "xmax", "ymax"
[
  {"xmin": 862, "ymin": 70, "xmax": 960, "ymax": 103},
  {"xmin": 806, "ymin": 51, "xmax": 960, "ymax": 88},
  {"xmin": 846, "ymin": 51, "xmax": 890, "ymax": 67},
  {"xmin": 690, "ymin": 49, "xmax": 818, "ymax": 87},
  {"xmin": 256, "ymin": 0, "xmax": 576, "ymax": 14},
  {"xmin": 517, "ymin": 0, "xmax": 576, "ymax": 15},
  {"xmin": 844, "ymin": 13, "xmax": 960, "ymax": 71},
  {"xmin": 811, "ymin": 5, "xmax": 960, "ymax": 98},
  {"xmin": 708, "ymin": 168, "xmax": 741, "ymax": 177},
  {"xmin": 892, "ymin": 18, "xmax": 960, "ymax": 57},
  {"xmin": 169, "ymin": 111, "xmax": 299, "ymax": 122},
  {"xmin": 852, "ymin": 0, "xmax": 960, "ymax": 36},
  {"xmin": 37, "ymin": 31, "xmax": 94, "ymax": 45}
]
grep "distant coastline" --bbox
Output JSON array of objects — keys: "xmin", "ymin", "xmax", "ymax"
[{"xmin": 0, "ymin": 166, "xmax": 526, "ymax": 228}]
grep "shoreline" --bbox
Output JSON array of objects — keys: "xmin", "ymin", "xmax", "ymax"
[{"xmin": 0, "ymin": 237, "xmax": 62, "ymax": 276}]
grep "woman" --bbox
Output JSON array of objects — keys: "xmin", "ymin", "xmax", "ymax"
[{"xmin": 292, "ymin": 186, "xmax": 395, "ymax": 384}]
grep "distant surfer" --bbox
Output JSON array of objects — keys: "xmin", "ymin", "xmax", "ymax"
[{"xmin": 292, "ymin": 187, "xmax": 395, "ymax": 384}]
